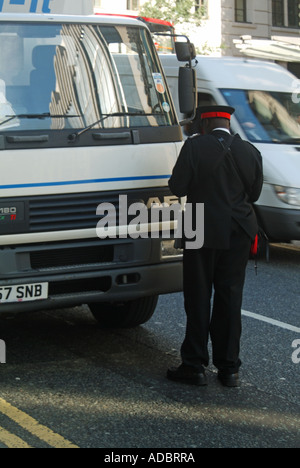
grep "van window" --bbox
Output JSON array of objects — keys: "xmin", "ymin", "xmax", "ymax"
[
  {"xmin": 221, "ymin": 89, "xmax": 300, "ymax": 144},
  {"xmin": 0, "ymin": 22, "xmax": 176, "ymax": 132}
]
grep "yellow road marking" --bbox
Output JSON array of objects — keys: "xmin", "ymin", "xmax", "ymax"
[
  {"xmin": 0, "ymin": 398, "xmax": 78, "ymax": 448},
  {"xmin": 0, "ymin": 426, "xmax": 32, "ymax": 448}
]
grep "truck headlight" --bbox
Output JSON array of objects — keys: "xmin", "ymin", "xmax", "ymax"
[{"xmin": 273, "ymin": 186, "xmax": 300, "ymax": 207}]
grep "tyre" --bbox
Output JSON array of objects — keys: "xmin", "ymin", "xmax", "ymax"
[{"xmin": 88, "ymin": 295, "xmax": 159, "ymax": 329}]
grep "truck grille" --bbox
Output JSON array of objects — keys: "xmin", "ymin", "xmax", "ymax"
[
  {"xmin": 0, "ymin": 188, "xmax": 173, "ymax": 235},
  {"xmin": 29, "ymin": 192, "xmax": 120, "ymax": 233},
  {"xmin": 30, "ymin": 243, "xmax": 114, "ymax": 270}
]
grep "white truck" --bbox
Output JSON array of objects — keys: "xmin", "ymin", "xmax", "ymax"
[
  {"xmin": 161, "ymin": 55, "xmax": 300, "ymax": 243},
  {"xmin": 0, "ymin": 0, "xmax": 196, "ymax": 327}
]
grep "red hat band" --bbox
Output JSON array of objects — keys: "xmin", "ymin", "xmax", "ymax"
[{"xmin": 201, "ymin": 111, "xmax": 232, "ymax": 120}]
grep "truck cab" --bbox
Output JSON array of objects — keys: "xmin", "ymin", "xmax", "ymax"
[{"xmin": 0, "ymin": 5, "xmax": 195, "ymax": 327}]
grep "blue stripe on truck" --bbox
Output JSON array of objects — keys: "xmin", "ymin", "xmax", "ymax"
[{"xmin": 0, "ymin": 174, "xmax": 171, "ymax": 190}]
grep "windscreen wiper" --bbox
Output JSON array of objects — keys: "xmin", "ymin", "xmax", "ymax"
[
  {"xmin": 0, "ymin": 113, "xmax": 81, "ymax": 127},
  {"xmin": 68, "ymin": 111, "xmax": 164, "ymax": 142}
]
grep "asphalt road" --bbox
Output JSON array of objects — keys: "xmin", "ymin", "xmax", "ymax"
[{"xmin": 0, "ymin": 243, "xmax": 299, "ymax": 449}]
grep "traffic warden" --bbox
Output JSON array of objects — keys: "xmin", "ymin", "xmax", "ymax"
[{"xmin": 167, "ymin": 106, "xmax": 263, "ymax": 387}]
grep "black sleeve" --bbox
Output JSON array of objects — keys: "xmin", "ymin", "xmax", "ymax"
[{"xmin": 169, "ymin": 139, "xmax": 194, "ymax": 198}]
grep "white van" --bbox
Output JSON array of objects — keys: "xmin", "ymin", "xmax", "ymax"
[{"xmin": 161, "ymin": 55, "xmax": 300, "ymax": 242}]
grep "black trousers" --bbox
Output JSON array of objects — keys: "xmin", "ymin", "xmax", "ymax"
[{"xmin": 181, "ymin": 222, "xmax": 252, "ymax": 375}]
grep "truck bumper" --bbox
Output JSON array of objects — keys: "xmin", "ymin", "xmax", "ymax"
[{"xmin": 0, "ymin": 237, "xmax": 183, "ymax": 313}]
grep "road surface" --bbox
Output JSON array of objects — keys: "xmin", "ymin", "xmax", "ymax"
[{"xmin": 0, "ymin": 243, "xmax": 299, "ymax": 449}]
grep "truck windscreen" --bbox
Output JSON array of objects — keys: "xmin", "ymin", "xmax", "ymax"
[
  {"xmin": 0, "ymin": 22, "xmax": 176, "ymax": 132},
  {"xmin": 221, "ymin": 89, "xmax": 300, "ymax": 144}
]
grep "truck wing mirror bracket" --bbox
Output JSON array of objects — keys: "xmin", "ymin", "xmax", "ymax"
[
  {"xmin": 155, "ymin": 33, "xmax": 197, "ymax": 125},
  {"xmin": 174, "ymin": 36, "xmax": 197, "ymax": 124}
]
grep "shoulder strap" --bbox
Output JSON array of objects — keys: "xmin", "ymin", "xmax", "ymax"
[
  {"xmin": 212, "ymin": 134, "xmax": 235, "ymax": 172},
  {"xmin": 219, "ymin": 134, "xmax": 235, "ymax": 156},
  {"xmin": 227, "ymin": 144, "xmax": 252, "ymax": 197},
  {"xmin": 215, "ymin": 134, "xmax": 251, "ymax": 197}
]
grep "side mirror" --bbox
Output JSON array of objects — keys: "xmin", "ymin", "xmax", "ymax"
[
  {"xmin": 178, "ymin": 66, "xmax": 197, "ymax": 118},
  {"xmin": 175, "ymin": 41, "xmax": 196, "ymax": 62}
]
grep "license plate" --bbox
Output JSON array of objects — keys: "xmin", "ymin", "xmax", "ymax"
[{"xmin": 0, "ymin": 283, "xmax": 48, "ymax": 304}]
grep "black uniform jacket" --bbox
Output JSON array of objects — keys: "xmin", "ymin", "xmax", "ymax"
[{"xmin": 169, "ymin": 130, "xmax": 263, "ymax": 250}]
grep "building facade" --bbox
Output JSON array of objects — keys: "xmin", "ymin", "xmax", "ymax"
[
  {"xmin": 222, "ymin": 0, "xmax": 300, "ymax": 76},
  {"xmin": 94, "ymin": 0, "xmax": 140, "ymax": 16},
  {"xmin": 94, "ymin": 0, "xmax": 300, "ymax": 74}
]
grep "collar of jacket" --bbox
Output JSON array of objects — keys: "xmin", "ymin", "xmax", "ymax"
[{"xmin": 211, "ymin": 128, "xmax": 231, "ymax": 134}]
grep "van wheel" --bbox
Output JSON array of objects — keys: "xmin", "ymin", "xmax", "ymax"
[{"xmin": 88, "ymin": 296, "xmax": 159, "ymax": 329}]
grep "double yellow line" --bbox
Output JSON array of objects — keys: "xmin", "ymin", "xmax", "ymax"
[{"xmin": 0, "ymin": 398, "xmax": 78, "ymax": 448}]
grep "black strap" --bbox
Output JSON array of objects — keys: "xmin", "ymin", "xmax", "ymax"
[
  {"xmin": 219, "ymin": 134, "xmax": 235, "ymax": 157},
  {"xmin": 215, "ymin": 134, "xmax": 251, "ymax": 197},
  {"xmin": 213, "ymin": 134, "xmax": 235, "ymax": 172},
  {"xmin": 227, "ymin": 144, "xmax": 252, "ymax": 198}
]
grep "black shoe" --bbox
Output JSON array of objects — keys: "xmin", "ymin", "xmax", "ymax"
[
  {"xmin": 217, "ymin": 372, "xmax": 240, "ymax": 388},
  {"xmin": 167, "ymin": 364, "xmax": 208, "ymax": 386}
]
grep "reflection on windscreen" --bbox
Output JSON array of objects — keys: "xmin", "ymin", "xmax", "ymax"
[
  {"xmin": 0, "ymin": 22, "xmax": 175, "ymax": 131},
  {"xmin": 221, "ymin": 89, "xmax": 300, "ymax": 143}
]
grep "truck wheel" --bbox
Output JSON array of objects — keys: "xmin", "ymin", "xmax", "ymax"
[{"xmin": 88, "ymin": 296, "xmax": 159, "ymax": 329}]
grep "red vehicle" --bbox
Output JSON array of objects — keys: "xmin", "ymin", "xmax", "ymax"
[{"xmin": 95, "ymin": 12, "xmax": 175, "ymax": 53}]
